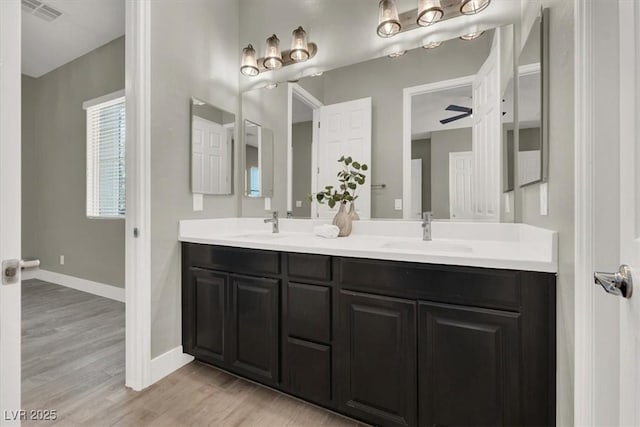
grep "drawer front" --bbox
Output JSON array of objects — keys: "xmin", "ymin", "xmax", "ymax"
[
  {"xmin": 338, "ymin": 258, "xmax": 522, "ymax": 311},
  {"xmin": 184, "ymin": 243, "xmax": 280, "ymax": 276},
  {"xmin": 283, "ymin": 337, "xmax": 332, "ymax": 406},
  {"xmin": 287, "ymin": 253, "xmax": 332, "ymax": 282},
  {"xmin": 287, "ymin": 282, "xmax": 331, "ymax": 343}
]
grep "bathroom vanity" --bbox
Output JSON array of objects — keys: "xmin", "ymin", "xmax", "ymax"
[{"xmin": 180, "ymin": 219, "xmax": 557, "ymax": 427}]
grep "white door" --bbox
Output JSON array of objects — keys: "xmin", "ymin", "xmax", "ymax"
[
  {"xmin": 448, "ymin": 151, "xmax": 474, "ymax": 220},
  {"xmin": 585, "ymin": 1, "xmax": 640, "ymax": 426},
  {"xmin": 316, "ymin": 98, "xmax": 372, "ymax": 219},
  {"xmin": 410, "ymin": 159, "xmax": 422, "ymax": 219},
  {"xmin": 472, "ymin": 31, "xmax": 501, "ymax": 221},
  {"xmin": 192, "ymin": 116, "xmax": 228, "ymax": 194},
  {"xmin": 0, "ymin": 1, "xmax": 22, "ymax": 424}
]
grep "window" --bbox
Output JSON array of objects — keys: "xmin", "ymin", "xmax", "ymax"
[{"xmin": 84, "ymin": 90, "xmax": 126, "ymax": 218}]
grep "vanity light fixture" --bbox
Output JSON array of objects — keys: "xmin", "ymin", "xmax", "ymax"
[
  {"xmin": 423, "ymin": 40, "xmax": 443, "ymax": 49},
  {"xmin": 240, "ymin": 27, "xmax": 318, "ymax": 77},
  {"xmin": 375, "ymin": 0, "xmax": 491, "ymax": 38},
  {"xmin": 263, "ymin": 34, "xmax": 283, "ymax": 70},
  {"xmin": 417, "ymin": 0, "xmax": 443, "ymax": 26},
  {"xmin": 388, "ymin": 50, "xmax": 407, "ymax": 58},
  {"xmin": 377, "ymin": 0, "xmax": 402, "ymax": 38},
  {"xmin": 460, "ymin": 0, "xmax": 491, "ymax": 15},
  {"xmin": 460, "ymin": 30, "xmax": 485, "ymax": 40},
  {"xmin": 240, "ymin": 44, "xmax": 259, "ymax": 77}
]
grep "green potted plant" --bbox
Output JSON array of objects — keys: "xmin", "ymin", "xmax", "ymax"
[{"xmin": 311, "ymin": 156, "xmax": 368, "ymax": 237}]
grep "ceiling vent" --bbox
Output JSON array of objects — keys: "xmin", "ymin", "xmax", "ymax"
[{"xmin": 22, "ymin": 0, "xmax": 63, "ymax": 22}]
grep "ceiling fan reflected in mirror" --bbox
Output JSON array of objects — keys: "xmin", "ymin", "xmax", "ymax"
[{"xmin": 439, "ymin": 104, "xmax": 472, "ymax": 124}]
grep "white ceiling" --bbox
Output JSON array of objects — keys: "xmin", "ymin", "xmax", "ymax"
[
  {"xmin": 22, "ymin": 0, "xmax": 125, "ymax": 78},
  {"xmin": 239, "ymin": 0, "xmax": 523, "ymax": 90}
]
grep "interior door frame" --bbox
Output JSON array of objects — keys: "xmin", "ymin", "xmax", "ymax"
[
  {"xmin": 448, "ymin": 151, "xmax": 473, "ymax": 220},
  {"xmin": 124, "ymin": 0, "xmax": 152, "ymax": 391},
  {"xmin": 287, "ymin": 83, "xmax": 323, "ymax": 216},
  {"xmin": 402, "ymin": 75, "xmax": 474, "ymax": 219},
  {"xmin": 574, "ymin": 0, "xmax": 639, "ymax": 424}
]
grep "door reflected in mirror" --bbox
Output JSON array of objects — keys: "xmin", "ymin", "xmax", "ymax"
[
  {"xmin": 190, "ymin": 98, "xmax": 235, "ymax": 195},
  {"xmin": 244, "ymin": 119, "xmax": 274, "ymax": 198}
]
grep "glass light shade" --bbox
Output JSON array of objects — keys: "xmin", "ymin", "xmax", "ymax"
[
  {"xmin": 460, "ymin": 0, "xmax": 490, "ymax": 15},
  {"xmin": 290, "ymin": 26, "xmax": 310, "ymax": 62},
  {"xmin": 377, "ymin": 0, "xmax": 401, "ymax": 38},
  {"xmin": 460, "ymin": 31, "xmax": 484, "ymax": 40},
  {"xmin": 423, "ymin": 40, "xmax": 443, "ymax": 49},
  {"xmin": 263, "ymin": 34, "xmax": 283, "ymax": 70},
  {"xmin": 240, "ymin": 44, "xmax": 259, "ymax": 76},
  {"xmin": 417, "ymin": 0, "xmax": 443, "ymax": 26}
]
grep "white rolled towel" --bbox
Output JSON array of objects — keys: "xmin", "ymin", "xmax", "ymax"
[{"xmin": 313, "ymin": 224, "xmax": 340, "ymax": 239}]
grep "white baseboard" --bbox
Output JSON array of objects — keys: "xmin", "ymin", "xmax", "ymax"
[
  {"xmin": 24, "ymin": 269, "xmax": 125, "ymax": 303},
  {"xmin": 150, "ymin": 346, "xmax": 194, "ymax": 384}
]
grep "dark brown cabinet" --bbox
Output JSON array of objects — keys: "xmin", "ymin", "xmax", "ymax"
[
  {"xmin": 182, "ymin": 243, "xmax": 556, "ymax": 427},
  {"xmin": 336, "ymin": 290, "xmax": 417, "ymax": 427},
  {"xmin": 418, "ymin": 302, "xmax": 521, "ymax": 427},
  {"xmin": 228, "ymin": 274, "xmax": 279, "ymax": 386}
]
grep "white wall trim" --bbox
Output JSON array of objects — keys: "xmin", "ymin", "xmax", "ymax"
[
  {"xmin": 573, "ymin": 0, "xmax": 596, "ymax": 425},
  {"xmin": 124, "ymin": 0, "xmax": 152, "ymax": 392},
  {"xmin": 82, "ymin": 89, "xmax": 125, "ymax": 110},
  {"xmin": 24, "ymin": 270, "xmax": 125, "ymax": 303},
  {"xmin": 150, "ymin": 346, "xmax": 194, "ymax": 384},
  {"xmin": 402, "ymin": 75, "xmax": 475, "ymax": 219},
  {"xmin": 287, "ymin": 83, "xmax": 323, "ymax": 214}
]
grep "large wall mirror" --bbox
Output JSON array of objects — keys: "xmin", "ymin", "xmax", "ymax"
[
  {"xmin": 518, "ymin": 8, "xmax": 549, "ymax": 187},
  {"xmin": 190, "ymin": 98, "xmax": 235, "ymax": 195},
  {"xmin": 239, "ymin": 13, "xmax": 548, "ymax": 222}
]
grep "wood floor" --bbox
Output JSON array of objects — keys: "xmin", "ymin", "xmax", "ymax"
[{"xmin": 22, "ymin": 279, "xmax": 364, "ymax": 426}]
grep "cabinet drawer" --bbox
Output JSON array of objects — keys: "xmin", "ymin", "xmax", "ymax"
[
  {"xmin": 338, "ymin": 258, "xmax": 522, "ymax": 311},
  {"xmin": 287, "ymin": 253, "xmax": 332, "ymax": 282},
  {"xmin": 183, "ymin": 243, "xmax": 280, "ymax": 276},
  {"xmin": 283, "ymin": 337, "xmax": 332, "ymax": 405},
  {"xmin": 287, "ymin": 282, "xmax": 331, "ymax": 343}
]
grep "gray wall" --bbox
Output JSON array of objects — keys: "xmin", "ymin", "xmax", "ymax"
[
  {"xmin": 430, "ymin": 128, "xmax": 473, "ymax": 219},
  {"xmin": 21, "ymin": 36, "xmax": 126, "ymax": 288},
  {"xmin": 321, "ymin": 37, "xmax": 491, "ymax": 218},
  {"xmin": 518, "ymin": 1, "xmax": 574, "ymax": 424},
  {"xmin": 292, "ymin": 121, "xmax": 313, "ymax": 217},
  {"xmin": 411, "ymin": 138, "xmax": 431, "ymax": 212},
  {"xmin": 150, "ymin": 0, "xmax": 240, "ymax": 358}
]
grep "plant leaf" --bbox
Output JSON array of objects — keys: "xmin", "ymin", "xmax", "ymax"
[
  {"xmin": 348, "ymin": 182, "xmax": 356, "ymax": 190},
  {"xmin": 328, "ymin": 199, "xmax": 336, "ymax": 208},
  {"xmin": 345, "ymin": 156, "xmax": 352, "ymax": 165},
  {"xmin": 352, "ymin": 162, "xmax": 361, "ymax": 169},
  {"xmin": 361, "ymin": 164, "xmax": 368, "ymax": 171}
]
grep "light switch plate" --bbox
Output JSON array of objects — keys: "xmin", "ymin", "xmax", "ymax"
[
  {"xmin": 539, "ymin": 183, "xmax": 549, "ymax": 216},
  {"xmin": 394, "ymin": 199, "xmax": 403, "ymax": 211},
  {"xmin": 193, "ymin": 193, "xmax": 203, "ymax": 211},
  {"xmin": 264, "ymin": 197, "xmax": 271, "ymax": 211}
]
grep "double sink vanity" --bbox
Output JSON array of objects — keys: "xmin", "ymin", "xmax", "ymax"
[{"xmin": 180, "ymin": 217, "xmax": 557, "ymax": 426}]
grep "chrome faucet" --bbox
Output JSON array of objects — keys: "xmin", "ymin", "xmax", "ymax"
[
  {"xmin": 422, "ymin": 211, "xmax": 433, "ymax": 241},
  {"xmin": 264, "ymin": 211, "xmax": 279, "ymax": 233}
]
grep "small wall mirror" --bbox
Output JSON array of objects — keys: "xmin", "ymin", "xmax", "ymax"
[
  {"xmin": 244, "ymin": 119, "xmax": 274, "ymax": 198},
  {"xmin": 518, "ymin": 9, "xmax": 549, "ymax": 187},
  {"xmin": 190, "ymin": 98, "xmax": 235, "ymax": 195}
]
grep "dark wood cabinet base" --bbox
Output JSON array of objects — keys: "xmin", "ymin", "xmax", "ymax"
[{"xmin": 183, "ymin": 243, "xmax": 556, "ymax": 427}]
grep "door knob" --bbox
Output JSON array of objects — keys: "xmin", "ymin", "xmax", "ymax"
[
  {"xmin": 2, "ymin": 258, "xmax": 40, "ymax": 285},
  {"xmin": 594, "ymin": 264, "xmax": 633, "ymax": 299}
]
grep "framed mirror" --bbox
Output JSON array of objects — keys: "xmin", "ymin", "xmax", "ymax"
[
  {"xmin": 190, "ymin": 98, "xmax": 235, "ymax": 195},
  {"xmin": 518, "ymin": 8, "xmax": 549, "ymax": 187},
  {"xmin": 243, "ymin": 119, "xmax": 274, "ymax": 198}
]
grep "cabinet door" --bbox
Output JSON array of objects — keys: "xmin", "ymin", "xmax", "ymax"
[
  {"xmin": 336, "ymin": 290, "xmax": 417, "ymax": 427},
  {"xmin": 183, "ymin": 268, "xmax": 228, "ymax": 365},
  {"xmin": 229, "ymin": 274, "xmax": 279, "ymax": 386},
  {"xmin": 418, "ymin": 302, "xmax": 521, "ymax": 427}
]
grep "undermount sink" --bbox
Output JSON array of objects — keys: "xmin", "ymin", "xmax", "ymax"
[
  {"xmin": 381, "ymin": 240, "xmax": 472, "ymax": 253},
  {"xmin": 232, "ymin": 232, "xmax": 288, "ymax": 240}
]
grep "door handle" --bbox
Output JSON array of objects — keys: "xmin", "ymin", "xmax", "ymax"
[
  {"xmin": 594, "ymin": 264, "xmax": 633, "ymax": 299},
  {"xmin": 2, "ymin": 258, "xmax": 40, "ymax": 285}
]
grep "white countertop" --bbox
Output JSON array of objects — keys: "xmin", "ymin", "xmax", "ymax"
[{"xmin": 178, "ymin": 218, "xmax": 558, "ymax": 273}]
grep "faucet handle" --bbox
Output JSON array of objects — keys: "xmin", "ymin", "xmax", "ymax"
[{"xmin": 272, "ymin": 211, "xmax": 278, "ymax": 219}]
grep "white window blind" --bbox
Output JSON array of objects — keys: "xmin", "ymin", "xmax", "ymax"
[{"xmin": 85, "ymin": 92, "xmax": 126, "ymax": 218}]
